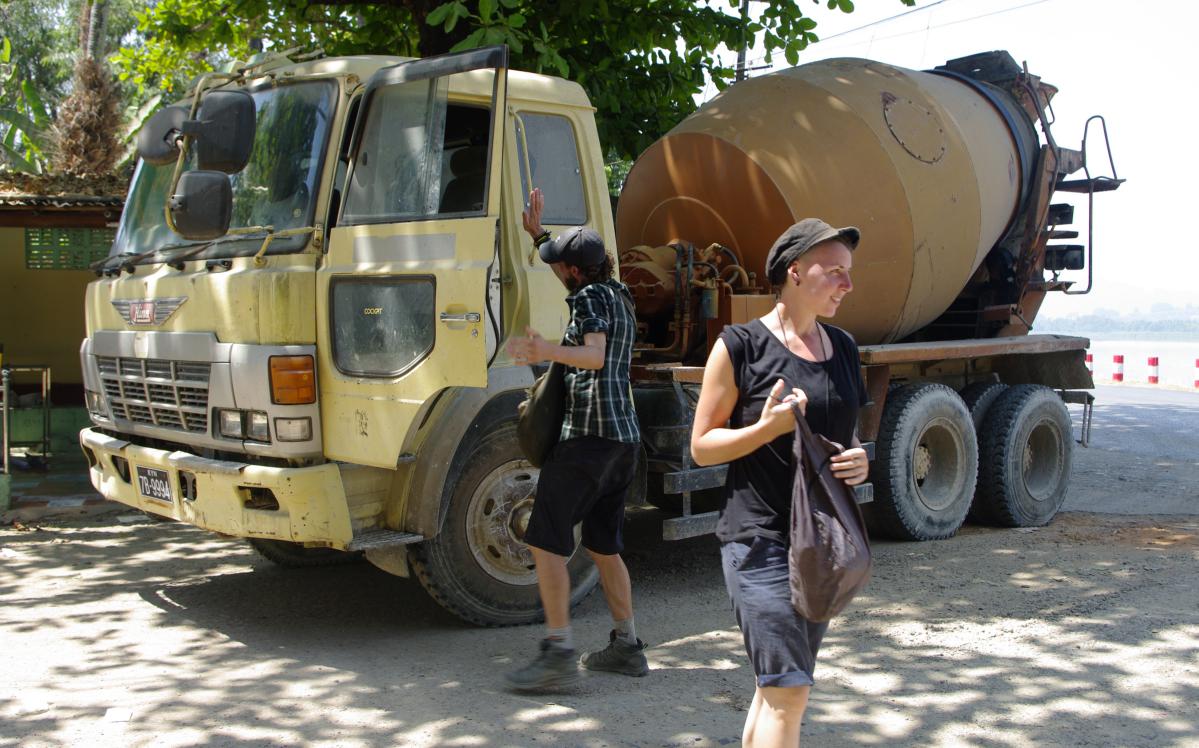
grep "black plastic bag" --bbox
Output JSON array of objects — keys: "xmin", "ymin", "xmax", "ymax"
[{"xmin": 789, "ymin": 405, "xmax": 873, "ymax": 622}]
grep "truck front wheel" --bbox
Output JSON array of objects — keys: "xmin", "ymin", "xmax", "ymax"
[
  {"xmin": 410, "ymin": 420, "xmax": 599, "ymax": 626},
  {"xmin": 866, "ymin": 383, "xmax": 978, "ymax": 540},
  {"xmin": 974, "ymin": 385, "xmax": 1073, "ymax": 527}
]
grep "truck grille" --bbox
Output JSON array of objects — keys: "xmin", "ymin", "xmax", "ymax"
[{"xmin": 96, "ymin": 356, "xmax": 211, "ymax": 433}]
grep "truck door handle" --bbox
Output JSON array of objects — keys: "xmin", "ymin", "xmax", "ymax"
[{"xmin": 439, "ymin": 312, "xmax": 481, "ymax": 324}]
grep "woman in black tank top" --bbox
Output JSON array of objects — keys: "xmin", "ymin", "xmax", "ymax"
[{"xmin": 691, "ymin": 219, "xmax": 869, "ymax": 747}]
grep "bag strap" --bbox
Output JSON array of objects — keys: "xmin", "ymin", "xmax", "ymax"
[
  {"xmin": 790, "ymin": 401, "xmax": 816, "ymax": 441},
  {"xmin": 791, "ymin": 402, "xmax": 839, "ymax": 478}
]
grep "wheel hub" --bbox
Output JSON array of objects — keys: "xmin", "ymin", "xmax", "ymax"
[
  {"xmin": 465, "ymin": 460, "xmax": 540, "ymax": 585},
  {"xmin": 910, "ymin": 417, "xmax": 966, "ymax": 512},
  {"xmin": 914, "ymin": 444, "xmax": 932, "ymax": 482},
  {"xmin": 1022, "ymin": 418, "xmax": 1064, "ymax": 501}
]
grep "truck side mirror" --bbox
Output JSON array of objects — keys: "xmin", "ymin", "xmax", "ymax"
[
  {"xmin": 136, "ymin": 91, "xmax": 256, "ymax": 173},
  {"xmin": 185, "ymin": 90, "xmax": 256, "ymax": 173},
  {"xmin": 136, "ymin": 105, "xmax": 188, "ymax": 165},
  {"xmin": 168, "ymin": 171, "xmax": 233, "ymax": 240}
]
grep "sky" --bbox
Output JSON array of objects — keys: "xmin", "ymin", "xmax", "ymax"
[{"xmin": 705, "ymin": 0, "xmax": 1196, "ymax": 320}]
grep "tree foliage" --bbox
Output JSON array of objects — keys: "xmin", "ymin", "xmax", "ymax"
[
  {"xmin": 117, "ymin": 0, "xmax": 913, "ymax": 161},
  {"xmin": 0, "ymin": 0, "xmax": 142, "ymax": 174},
  {"xmin": 0, "ymin": 0, "xmax": 141, "ymax": 108},
  {"xmin": 51, "ymin": 1, "xmax": 124, "ymax": 175}
]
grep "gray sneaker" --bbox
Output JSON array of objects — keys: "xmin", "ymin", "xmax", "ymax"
[
  {"xmin": 505, "ymin": 639, "xmax": 581, "ymax": 691},
  {"xmin": 581, "ymin": 630, "xmax": 649, "ymax": 677}
]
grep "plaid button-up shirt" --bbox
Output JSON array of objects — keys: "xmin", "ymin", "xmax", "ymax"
[{"xmin": 560, "ymin": 279, "xmax": 640, "ymax": 444}]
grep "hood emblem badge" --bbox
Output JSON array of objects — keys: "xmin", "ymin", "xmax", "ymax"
[{"xmin": 112, "ymin": 297, "xmax": 187, "ymax": 326}]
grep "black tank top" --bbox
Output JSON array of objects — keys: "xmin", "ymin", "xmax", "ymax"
[{"xmin": 715, "ymin": 319, "xmax": 868, "ymax": 545}]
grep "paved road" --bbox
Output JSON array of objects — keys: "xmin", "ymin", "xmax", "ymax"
[{"xmin": 1065, "ymin": 385, "xmax": 1199, "ymax": 515}]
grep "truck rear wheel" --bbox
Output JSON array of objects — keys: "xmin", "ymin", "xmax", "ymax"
[
  {"xmin": 409, "ymin": 420, "xmax": 599, "ymax": 626},
  {"xmin": 974, "ymin": 385, "xmax": 1073, "ymax": 527},
  {"xmin": 960, "ymin": 381, "xmax": 1008, "ymax": 433},
  {"xmin": 866, "ymin": 383, "xmax": 977, "ymax": 540},
  {"xmin": 247, "ymin": 538, "xmax": 364, "ymax": 567},
  {"xmin": 960, "ymin": 381, "xmax": 1008, "ymax": 523}
]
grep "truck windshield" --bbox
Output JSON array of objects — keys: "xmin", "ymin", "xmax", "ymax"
[{"xmin": 110, "ymin": 80, "xmax": 336, "ymax": 263}]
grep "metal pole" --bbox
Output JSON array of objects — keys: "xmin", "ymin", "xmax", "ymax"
[
  {"xmin": 2, "ymin": 368, "xmax": 9, "ymax": 475},
  {"xmin": 42, "ymin": 367, "xmax": 52, "ymax": 461}
]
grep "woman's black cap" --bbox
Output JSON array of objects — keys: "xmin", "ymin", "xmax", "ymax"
[{"xmin": 765, "ymin": 218, "xmax": 860, "ymax": 285}]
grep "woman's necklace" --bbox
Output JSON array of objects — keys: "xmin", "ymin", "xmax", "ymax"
[
  {"xmin": 777, "ymin": 305, "xmax": 830, "ymax": 425},
  {"xmin": 776, "ymin": 305, "xmax": 826, "ymax": 361}
]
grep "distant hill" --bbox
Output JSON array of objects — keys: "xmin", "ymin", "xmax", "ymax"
[{"xmin": 1037, "ymin": 316, "xmax": 1199, "ymax": 333}]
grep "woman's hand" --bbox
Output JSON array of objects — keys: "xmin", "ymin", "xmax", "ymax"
[
  {"xmin": 507, "ymin": 326, "xmax": 548, "ymax": 365},
  {"xmin": 830, "ymin": 447, "xmax": 869, "ymax": 486},
  {"xmin": 758, "ymin": 379, "xmax": 807, "ymax": 440},
  {"xmin": 522, "ymin": 187, "xmax": 545, "ymax": 240}
]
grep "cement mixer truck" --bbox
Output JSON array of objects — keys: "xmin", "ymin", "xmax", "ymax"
[{"xmin": 78, "ymin": 46, "xmax": 1119, "ymax": 625}]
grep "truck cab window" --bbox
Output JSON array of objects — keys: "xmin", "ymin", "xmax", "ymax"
[
  {"xmin": 515, "ymin": 113, "xmax": 587, "ymax": 225},
  {"xmin": 438, "ymin": 105, "xmax": 490, "ymax": 214},
  {"xmin": 342, "ymin": 76, "xmax": 492, "ymax": 224}
]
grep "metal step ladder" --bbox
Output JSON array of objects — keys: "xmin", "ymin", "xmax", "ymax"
[{"xmin": 1047, "ymin": 115, "xmax": 1125, "ymax": 295}]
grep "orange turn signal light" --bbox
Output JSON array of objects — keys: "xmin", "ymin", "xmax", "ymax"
[{"xmin": 269, "ymin": 355, "xmax": 316, "ymax": 404}]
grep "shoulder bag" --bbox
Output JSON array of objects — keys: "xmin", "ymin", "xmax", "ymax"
[{"xmin": 517, "ymin": 361, "xmax": 566, "ymax": 467}]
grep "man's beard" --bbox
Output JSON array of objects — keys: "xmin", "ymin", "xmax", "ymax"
[{"xmin": 564, "ymin": 274, "xmax": 582, "ymax": 292}]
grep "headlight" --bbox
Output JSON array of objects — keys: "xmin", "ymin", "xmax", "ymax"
[
  {"xmin": 218, "ymin": 409, "xmax": 245, "ymax": 438},
  {"xmin": 217, "ymin": 409, "xmax": 271, "ymax": 442},
  {"xmin": 247, "ymin": 411, "xmax": 270, "ymax": 442}
]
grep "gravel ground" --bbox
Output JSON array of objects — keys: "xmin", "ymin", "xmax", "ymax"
[{"xmin": 1, "ymin": 386, "xmax": 1196, "ymax": 747}]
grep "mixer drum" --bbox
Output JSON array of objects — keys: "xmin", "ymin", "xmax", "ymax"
[{"xmin": 615, "ymin": 57, "xmax": 1039, "ymax": 344}]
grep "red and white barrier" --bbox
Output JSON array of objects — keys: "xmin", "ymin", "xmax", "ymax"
[
  {"xmin": 1112, "ymin": 354, "xmax": 1124, "ymax": 382},
  {"xmin": 1085, "ymin": 352, "xmax": 1093, "ymax": 374},
  {"xmin": 1148, "ymin": 357, "xmax": 1160, "ymax": 385},
  {"xmin": 1195, "ymin": 358, "xmax": 1199, "ymax": 389}
]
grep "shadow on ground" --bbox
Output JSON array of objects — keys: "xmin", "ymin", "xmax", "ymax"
[{"xmin": 2, "ymin": 508, "xmax": 1197, "ymax": 747}]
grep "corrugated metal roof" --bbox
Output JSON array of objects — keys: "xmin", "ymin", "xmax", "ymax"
[
  {"xmin": 0, "ymin": 171, "xmax": 127, "ymax": 211},
  {"xmin": 0, "ymin": 193, "xmax": 124, "ymax": 209}
]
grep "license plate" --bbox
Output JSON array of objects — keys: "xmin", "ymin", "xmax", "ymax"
[{"xmin": 135, "ymin": 466, "xmax": 172, "ymax": 503}]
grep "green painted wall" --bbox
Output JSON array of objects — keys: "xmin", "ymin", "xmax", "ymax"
[
  {"xmin": 1, "ymin": 226, "xmax": 95, "ymax": 386},
  {"xmin": 7, "ymin": 405, "xmax": 90, "ymax": 453}
]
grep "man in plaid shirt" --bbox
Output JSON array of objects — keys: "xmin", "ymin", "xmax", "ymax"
[{"xmin": 505, "ymin": 188, "xmax": 646, "ymax": 691}]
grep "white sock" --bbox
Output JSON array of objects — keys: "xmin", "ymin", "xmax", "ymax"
[
  {"xmin": 546, "ymin": 625, "xmax": 574, "ymax": 650},
  {"xmin": 613, "ymin": 617, "xmax": 637, "ymax": 644}
]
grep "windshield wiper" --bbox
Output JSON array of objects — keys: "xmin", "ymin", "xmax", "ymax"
[
  {"xmin": 91, "ymin": 252, "xmax": 134, "ymax": 274},
  {"xmin": 164, "ymin": 231, "xmax": 271, "ymax": 270},
  {"xmin": 104, "ymin": 240, "xmax": 198, "ymax": 275},
  {"xmin": 91, "ymin": 249, "xmax": 163, "ymax": 276},
  {"xmin": 164, "ymin": 241, "xmax": 217, "ymax": 270}
]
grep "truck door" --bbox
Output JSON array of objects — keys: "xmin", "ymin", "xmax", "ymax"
[{"xmin": 317, "ymin": 47, "xmax": 507, "ymax": 467}]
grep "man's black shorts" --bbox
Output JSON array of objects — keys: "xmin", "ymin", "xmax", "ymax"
[{"xmin": 523, "ymin": 436, "xmax": 639, "ymax": 557}]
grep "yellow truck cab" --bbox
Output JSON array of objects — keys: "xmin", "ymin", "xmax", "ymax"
[{"xmin": 81, "ymin": 47, "xmax": 608, "ymax": 624}]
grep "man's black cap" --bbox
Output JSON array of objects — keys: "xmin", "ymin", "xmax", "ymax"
[
  {"xmin": 539, "ymin": 226, "xmax": 608, "ymax": 267},
  {"xmin": 765, "ymin": 218, "xmax": 860, "ymax": 286}
]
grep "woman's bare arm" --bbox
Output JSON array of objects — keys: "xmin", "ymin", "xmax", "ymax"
[{"xmin": 689, "ymin": 340, "xmax": 806, "ymax": 466}]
